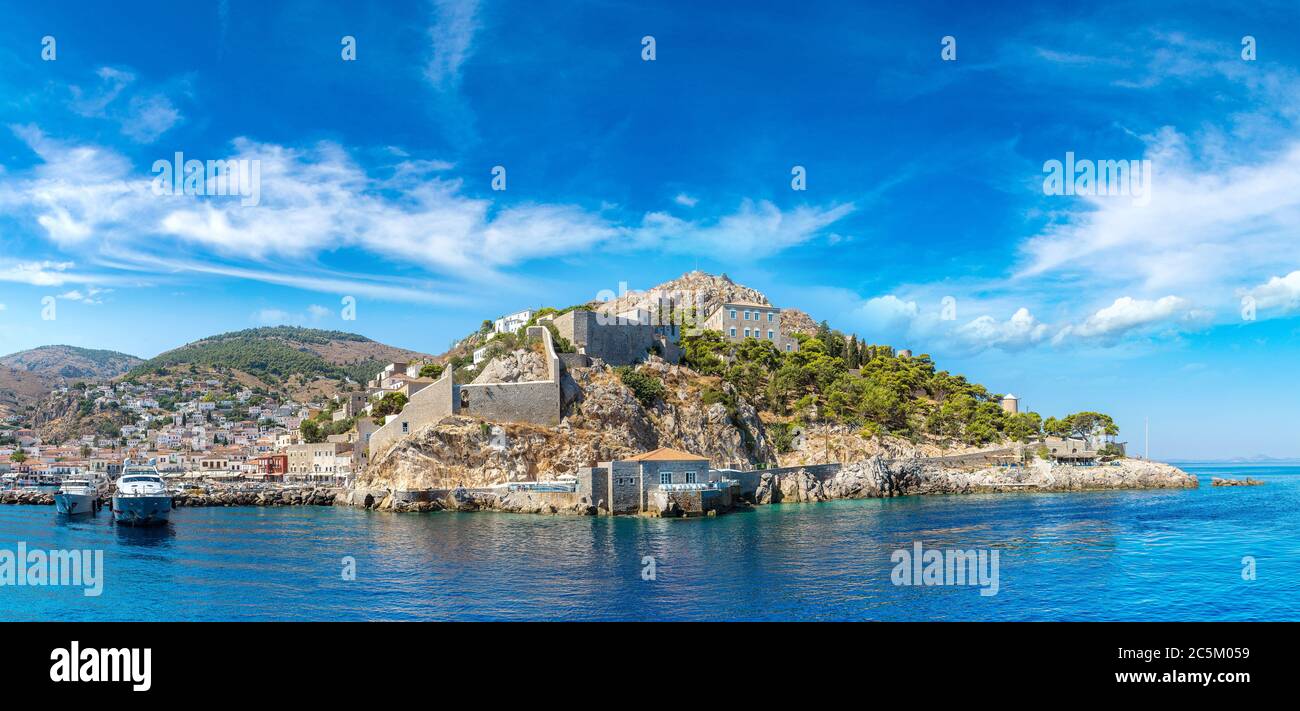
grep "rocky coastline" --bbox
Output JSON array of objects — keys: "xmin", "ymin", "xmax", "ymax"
[
  {"xmin": 751, "ymin": 457, "xmax": 1196, "ymax": 505},
  {"xmin": 341, "ymin": 457, "xmax": 1198, "ymax": 516},
  {"xmin": 1, "ymin": 459, "xmax": 1196, "ymax": 514}
]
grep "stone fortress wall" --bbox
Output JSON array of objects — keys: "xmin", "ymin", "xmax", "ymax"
[
  {"xmin": 367, "ymin": 326, "xmax": 562, "ymax": 461},
  {"xmin": 552, "ymin": 309, "xmax": 682, "ymax": 366}
]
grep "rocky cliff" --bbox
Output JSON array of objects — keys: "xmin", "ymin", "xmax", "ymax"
[{"xmin": 359, "ymin": 356, "xmax": 773, "ymax": 491}]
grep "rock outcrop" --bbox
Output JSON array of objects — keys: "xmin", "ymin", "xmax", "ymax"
[
  {"xmin": 1211, "ymin": 477, "xmax": 1264, "ymax": 487},
  {"xmin": 754, "ymin": 458, "xmax": 1195, "ymax": 504},
  {"xmin": 0, "ymin": 490, "xmax": 56, "ymax": 505},
  {"xmin": 472, "ymin": 348, "xmax": 548, "ymax": 384}
]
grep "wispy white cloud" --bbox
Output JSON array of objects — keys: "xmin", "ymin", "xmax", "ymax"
[
  {"xmin": 674, "ymin": 192, "xmax": 698, "ymax": 207},
  {"xmin": 1, "ymin": 128, "xmax": 854, "ymax": 302},
  {"xmin": 0, "ymin": 259, "xmax": 88, "ymax": 287},
  {"xmin": 424, "ymin": 0, "xmax": 481, "ymax": 90},
  {"xmin": 56, "ymin": 286, "xmax": 110, "ymax": 305},
  {"xmin": 68, "ymin": 67, "xmax": 184, "ymax": 143},
  {"xmin": 844, "ymin": 27, "xmax": 1300, "ymax": 353},
  {"xmin": 633, "ymin": 199, "xmax": 855, "ymax": 259}
]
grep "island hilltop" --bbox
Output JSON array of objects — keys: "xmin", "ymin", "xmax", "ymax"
[{"xmin": 0, "ymin": 272, "xmax": 1194, "ymax": 515}]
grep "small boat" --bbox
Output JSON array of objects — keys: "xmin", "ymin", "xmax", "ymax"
[
  {"xmin": 111, "ymin": 466, "xmax": 172, "ymax": 526},
  {"xmin": 54, "ymin": 475, "xmax": 100, "ymax": 516}
]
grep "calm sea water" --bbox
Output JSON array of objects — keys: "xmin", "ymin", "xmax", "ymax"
[{"xmin": 1, "ymin": 463, "xmax": 1295, "ymax": 621}]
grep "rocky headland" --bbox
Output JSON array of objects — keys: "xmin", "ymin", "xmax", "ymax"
[{"xmin": 752, "ymin": 457, "xmax": 1196, "ymax": 504}]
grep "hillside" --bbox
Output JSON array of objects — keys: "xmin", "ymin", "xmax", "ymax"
[
  {"xmin": 364, "ymin": 271, "xmax": 1103, "ymax": 491},
  {"xmin": 0, "ymin": 345, "xmax": 143, "ymax": 421},
  {"xmin": 0, "ymin": 345, "xmax": 143, "ymax": 379},
  {"xmin": 125, "ymin": 326, "xmax": 430, "ymax": 391}
]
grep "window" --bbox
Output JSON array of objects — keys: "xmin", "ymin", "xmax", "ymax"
[
  {"xmin": 401, "ymin": 421, "xmax": 409, "ymax": 433},
  {"xmin": 729, "ymin": 309, "xmax": 737, "ymax": 319},
  {"xmin": 786, "ymin": 343, "xmax": 793, "ymax": 352},
  {"xmin": 729, "ymin": 328, "xmax": 736, "ymax": 337},
  {"xmin": 744, "ymin": 329, "xmax": 750, "ymax": 338},
  {"xmin": 768, "ymin": 330, "xmax": 775, "ymax": 340},
  {"xmin": 685, "ymin": 471, "xmax": 697, "ymax": 484},
  {"xmin": 660, "ymin": 471, "xmax": 672, "ymax": 485},
  {"xmin": 768, "ymin": 312, "xmax": 774, "ymax": 322}
]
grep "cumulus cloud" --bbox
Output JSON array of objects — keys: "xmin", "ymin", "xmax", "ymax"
[
  {"xmin": 674, "ymin": 193, "xmax": 698, "ymax": 207},
  {"xmin": 1244, "ymin": 270, "xmax": 1300, "ymax": 314},
  {"xmin": 1054, "ymin": 295, "xmax": 1195, "ymax": 343},
  {"xmin": 858, "ymin": 294, "xmax": 919, "ymax": 327},
  {"xmin": 955, "ymin": 307, "xmax": 1050, "ymax": 352}
]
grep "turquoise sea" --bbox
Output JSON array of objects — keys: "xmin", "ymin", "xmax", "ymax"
[{"xmin": 0, "ymin": 462, "xmax": 1295, "ymax": 621}]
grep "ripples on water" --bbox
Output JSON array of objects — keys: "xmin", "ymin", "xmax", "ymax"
[{"xmin": 0, "ymin": 463, "xmax": 1295, "ymax": 621}]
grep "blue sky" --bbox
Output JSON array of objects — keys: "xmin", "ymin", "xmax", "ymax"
[{"xmin": 2, "ymin": 0, "xmax": 1300, "ymax": 458}]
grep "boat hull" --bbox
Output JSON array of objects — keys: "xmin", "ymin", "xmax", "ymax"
[
  {"xmin": 54, "ymin": 492, "xmax": 98, "ymax": 516},
  {"xmin": 112, "ymin": 495, "xmax": 172, "ymax": 526}
]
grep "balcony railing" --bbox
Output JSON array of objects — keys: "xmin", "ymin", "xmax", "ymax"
[{"xmin": 658, "ymin": 479, "xmax": 737, "ymax": 492}]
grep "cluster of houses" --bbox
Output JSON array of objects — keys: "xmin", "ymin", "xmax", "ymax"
[{"xmin": 0, "ymin": 377, "xmax": 360, "ymax": 488}]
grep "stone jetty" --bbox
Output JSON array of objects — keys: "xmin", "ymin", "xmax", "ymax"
[{"xmin": 1, "ymin": 487, "xmax": 339, "ymax": 507}]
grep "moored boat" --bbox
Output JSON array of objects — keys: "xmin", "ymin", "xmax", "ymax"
[
  {"xmin": 54, "ymin": 474, "xmax": 100, "ymax": 516},
  {"xmin": 112, "ymin": 466, "xmax": 172, "ymax": 526}
]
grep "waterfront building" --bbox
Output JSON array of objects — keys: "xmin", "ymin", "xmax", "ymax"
[
  {"xmin": 285, "ymin": 442, "xmax": 354, "ymax": 484},
  {"xmin": 578, "ymin": 447, "xmax": 734, "ymax": 515},
  {"xmin": 251, "ymin": 454, "xmax": 288, "ymax": 481}
]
